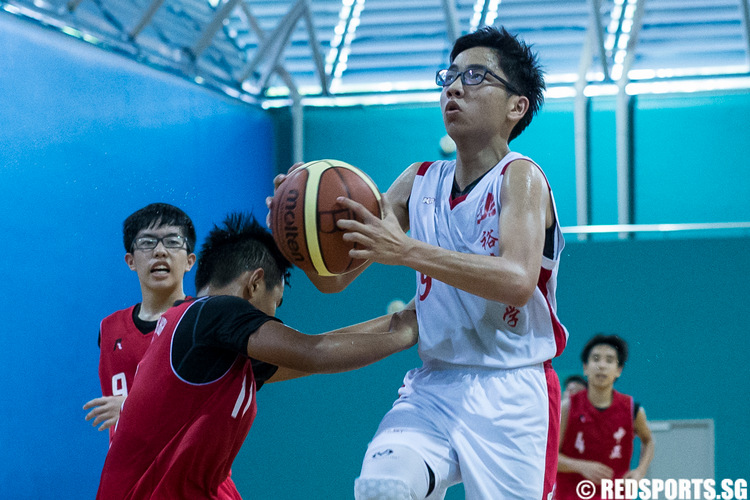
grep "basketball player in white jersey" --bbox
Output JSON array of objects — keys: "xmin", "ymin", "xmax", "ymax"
[{"xmin": 269, "ymin": 26, "xmax": 567, "ymax": 500}]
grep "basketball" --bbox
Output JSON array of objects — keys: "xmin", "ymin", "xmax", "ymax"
[{"xmin": 270, "ymin": 159, "xmax": 383, "ymax": 276}]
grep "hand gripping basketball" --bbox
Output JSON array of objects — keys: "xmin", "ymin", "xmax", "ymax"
[
  {"xmin": 336, "ymin": 194, "xmax": 412, "ymax": 267},
  {"xmin": 269, "ymin": 159, "xmax": 383, "ymax": 276}
]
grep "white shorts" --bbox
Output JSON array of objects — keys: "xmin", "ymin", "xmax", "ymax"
[{"xmin": 363, "ymin": 362, "xmax": 560, "ymax": 499}]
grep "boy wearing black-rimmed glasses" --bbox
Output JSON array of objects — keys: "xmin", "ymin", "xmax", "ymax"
[{"xmin": 83, "ymin": 203, "xmax": 196, "ymax": 438}]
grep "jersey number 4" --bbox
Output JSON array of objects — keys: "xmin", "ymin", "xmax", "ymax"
[{"xmin": 574, "ymin": 431, "xmax": 585, "ymax": 453}]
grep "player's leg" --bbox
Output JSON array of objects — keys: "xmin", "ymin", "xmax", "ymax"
[
  {"xmin": 451, "ymin": 362, "xmax": 558, "ymax": 499},
  {"xmin": 355, "ymin": 368, "xmax": 459, "ymax": 500},
  {"xmin": 355, "ymin": 443, "xmax": 433, "ymax": 500}
]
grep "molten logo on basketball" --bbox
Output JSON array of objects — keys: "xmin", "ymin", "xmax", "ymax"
[{"xmin": 282, "ymin": 189, "xmax": 305, "ymax": 262}]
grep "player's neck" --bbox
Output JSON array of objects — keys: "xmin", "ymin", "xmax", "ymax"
[
  {"xmin": 587, "ymin": 386, "xmax": 614, "ymax": 409},
  {"xmin": 454, "ymin": 142, "xmax": 510, "ymax": 190},
  {"xmin": 139, "ymin": 287, "xmax": 187, "ymax": 321},
  {"xmin": 201, "ymin": 278, "xmax": 246, "ymax": 300}
]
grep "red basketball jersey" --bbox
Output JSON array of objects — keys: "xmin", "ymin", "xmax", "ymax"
[
  {"xmin": 98, "ymin": 305, "xmax": 153, "ymax": 443},
  {"xmin": 556, "ymin": 390, "xmax": 635, "ymax": 500},
  {"xmin": 97, "ymin": 299, "xmax": 258, "ymax": 500}
]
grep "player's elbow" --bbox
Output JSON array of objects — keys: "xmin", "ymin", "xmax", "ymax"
[{"xmin": 502, "ymin": 278, "xmax": 536, "ymax": 308}]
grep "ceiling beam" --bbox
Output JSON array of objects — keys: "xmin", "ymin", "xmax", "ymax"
[
  {"xmin": 191, "ymin": 0, "xmax": 243, "ymax": 58},
  {"xmin": 129, "ymin": 0, "xmax": 165, "ymax": 40},
  {"xmin": 65, "ymin": 0, "xmax": 85, "ymax": 13},
  {"xmin": 589, "ymin": 0, "xmax": 610, "ymax": 81},
  {"xmin": 238, "ymin": 1, "xmax": 299, "ymax": 97},
  {"xmin": 301, "ymin": 0, "xmax": 330, "ymax": 95},
  {"xmin": 441, "ymin": 0, "xmax": 460, "ymax": 43},
  {"xmin": 237, "ymin": 0, "xmax": 306, "ymax": 89},
  {"xmin": 477, "ymin": 0, "xmax": 491, "ymax": 28},
  {"xmin": 739, "ymin": 0, "xmax": 750, "ymax": 65}
]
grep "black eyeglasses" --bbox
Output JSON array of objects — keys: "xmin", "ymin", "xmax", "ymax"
[
  {"xmin": 436, "ymin": 66, "xmax": 520, "ymax": 95},
  {"xmin": 132, "ymin": 235, "xmax": 188, "ymax": 251}
]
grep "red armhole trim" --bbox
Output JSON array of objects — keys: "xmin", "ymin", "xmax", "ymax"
[{"xmin": 416, "ymin": 161, "xmax": 434, "ymax": 176}]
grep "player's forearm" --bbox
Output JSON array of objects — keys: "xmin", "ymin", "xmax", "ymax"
[
  {"xmin": 634, "ymin": 438, "xmax": 655, "ymax": 476},
  {"xmin": 294, "ymin": 330, "xmax": 414, "ymax": 373},
  {"xmin": 325, "ymin": 314, "xmax": 392, "ymax": 335},
  {"xmin": 400, "ymin": 238, "xmax": 536, "ymax": 306},
  {"xmin": 557, "ymin": 454, "xmax": 585, "ymax": 474}
]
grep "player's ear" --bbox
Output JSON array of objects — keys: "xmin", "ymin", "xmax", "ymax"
[
  {"xmin": 244, "ymin": 268, "xmax": 266, "ymax": 300},
  {"xmin": 185, "ymin": 252, "xmax": 197, "ymax": 271},
  {"xmin": 125, "ymin": 253, "xmax": 136, "ymax": 271},
  {"xmin": 508, "ymin": 94, "xmax": 529, "ymax": 121}
]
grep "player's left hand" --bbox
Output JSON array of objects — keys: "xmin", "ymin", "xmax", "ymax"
[
  {"xmin": 83, "ymin": 395, "xmax": 125, "ymax": 431},
  {"xmin": 265, "ymin": 162, "xmax": 305, "ymax": 228},
  {"xmin": 622, "ymin": 469, "xmax": 646, "ymax": 481},
  {"xmin": 336, "ymin": 194, "xmax": 412, "ymax": 266}
]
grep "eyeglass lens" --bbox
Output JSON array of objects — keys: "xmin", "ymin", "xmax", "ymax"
[{"xmin": 134, "ymin": 235, "xmax": 185, "ymax": 250}]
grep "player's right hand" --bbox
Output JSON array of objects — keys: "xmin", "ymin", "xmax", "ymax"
[
  {"xmin": 578, "ymin": 460, "xmax": 614, "ymax": 484},
  {"xmin": 265, "ymin": 162, "xmax": 305, "ymax": 227},
  {"xmin": 83, "ymin": 395, "xmax": 125, "ymax": 431}
]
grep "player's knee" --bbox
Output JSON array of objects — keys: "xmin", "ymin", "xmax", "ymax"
[
  {"xmin": 355, "ymin": 444, "xmax": 431, "ymax": 500},
  {"xmin": 354, "ymin": 477, "xmax": 412, "ymax": 500}
]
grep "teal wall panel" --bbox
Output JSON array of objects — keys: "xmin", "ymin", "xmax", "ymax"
[
  {"xmin": 635, "ymin": 92, "xmax": 750, "ymax": 224},
  {"xmin": 555, "ymin": 237, "xmax": 750, "ymax": 481}
]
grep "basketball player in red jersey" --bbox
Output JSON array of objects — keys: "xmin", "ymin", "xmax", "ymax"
[
  {"xmin": 556, "ymin": 334, "xmax": 655, "ymax": 500},
  {"xmin": 97, "ymin": 213, "xmax": 418, "ymax": 499},
  {"xmin": 83, "ymin": 203, "xmax": 197, "ymax": 439}
]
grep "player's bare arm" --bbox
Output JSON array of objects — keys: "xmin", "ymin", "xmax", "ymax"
[
  {"xmin": 623, "ymin": 406, "xmax": 655, "ymax": 480},
  {"xmin": 338, "ymin": 160, "xmax": 551, "ymax": 307},
  {"xmin": 250, "ymin": 308, "xmax": 418, "ymax": 382}
]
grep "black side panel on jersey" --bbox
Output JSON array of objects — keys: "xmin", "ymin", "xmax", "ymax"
[
  {"xmin": 543, "ymin": 222, "xmax": 556, "ymax": 259},
  {"xmin": 171, "ymin": 296, "xmax": 280, "ymax": 386}
]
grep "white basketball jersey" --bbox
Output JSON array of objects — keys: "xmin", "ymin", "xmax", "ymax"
[{"xmin": 408, "ymin": 153, "xmax": 568, "ymax": 369}]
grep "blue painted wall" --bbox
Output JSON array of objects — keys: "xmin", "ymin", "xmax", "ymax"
[{"xmin": 0, "ymin": 13, "xmax": 275, "ymax": 498}]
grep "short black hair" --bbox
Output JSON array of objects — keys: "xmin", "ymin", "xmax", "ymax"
[
  {"xmin": 450, "ymin": 26, "xmax": 545, "ymax": 142},
  {"xmin": 195, "ymin": 212, "xmax": 291, "ymax": 293},
  {"xmin": 123, "ymin": 203, "xmax": 196, "ymax": 253},
  {"xmin": 581, "ymin": 334, "xmax": 629, "ymax": 367},
  {"xmin": 564, "ymin": 374, "xmax": 587, "ymax": 388}
]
